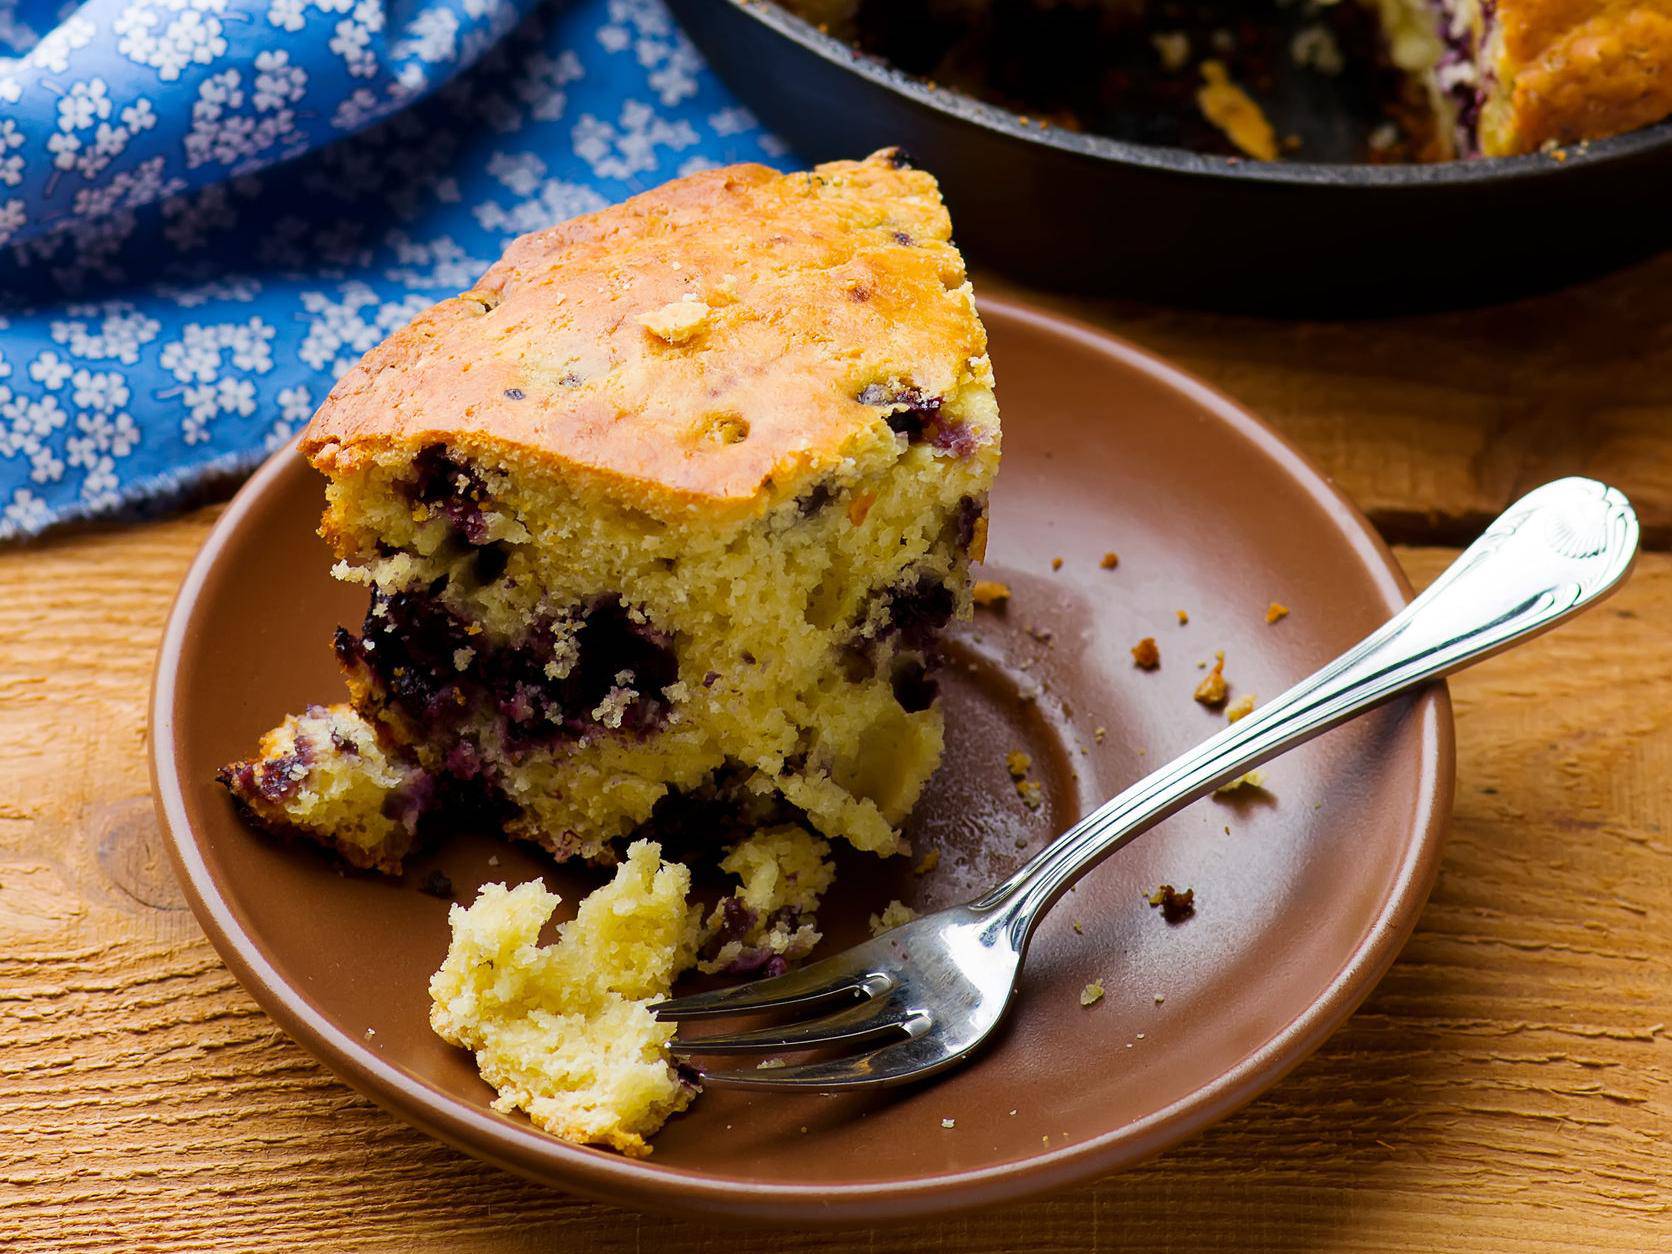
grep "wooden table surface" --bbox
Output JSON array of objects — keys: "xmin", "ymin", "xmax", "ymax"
[{"xmin": 4, "ymin": 258, "xmax": 1670, "ymax": 1252}]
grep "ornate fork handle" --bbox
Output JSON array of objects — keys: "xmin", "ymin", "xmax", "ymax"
[{"xmin": 976, "ymin": 477, "xmax": 1640, "ymax": 946}]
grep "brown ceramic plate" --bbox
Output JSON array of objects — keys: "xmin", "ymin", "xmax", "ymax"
[{"xmin": 152, "ymin": 297, "xmax": 1452, "ymax": 1224}]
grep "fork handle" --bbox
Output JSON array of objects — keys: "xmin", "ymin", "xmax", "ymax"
[{"xmin": 972, "ymin": 477, "xmax": 1639, "ymax": 943}]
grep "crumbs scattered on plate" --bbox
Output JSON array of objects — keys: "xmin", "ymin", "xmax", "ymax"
[
  {"xmin": 1131, "ymin": 637, "xmax": 1160, "ymax": 670},
  {"xmin": 972, "ymin": 579, "xmax": 1011, "ymax": 608}
]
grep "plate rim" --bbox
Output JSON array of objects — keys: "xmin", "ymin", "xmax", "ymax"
[{"xmin": 150, "ymin": 295, "xmax": 1455, "ymax": 1224}]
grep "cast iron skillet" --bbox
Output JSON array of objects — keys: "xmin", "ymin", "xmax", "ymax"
[{"xmin": 668, "ymin": 0, "xmax": 1672, "ymax": 312}]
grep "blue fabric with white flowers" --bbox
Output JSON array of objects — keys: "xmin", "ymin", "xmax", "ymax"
[{"xmin": 0, "ymin": 0, "xmax": 786, "ymax": 537}]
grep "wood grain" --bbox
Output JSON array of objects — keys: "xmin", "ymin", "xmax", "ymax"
[
  {"xmin": 0, "ymin": 512, "xmax": 1666, "ymax": 1252},
  {"xmin": 984, "ymin": 254, "xmax": 1672, "ymax": 549}
]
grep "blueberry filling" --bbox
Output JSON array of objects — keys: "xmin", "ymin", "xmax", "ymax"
[
  {"xmin": 953, "ymin": 494, "xmax": 983, "ymax": 551},
  {"xmin": 336, "ymin": 587, "xmax": 679, "ymax": 752},
  {"xmin": 796, "ymin": 482, "xmax": 834, "ymax": 517},
  {"xmin": 404, "ymin": 443, "xmax": 494, "ymax": 545},
  {"xmin": 881, "ymin": 573, "xmax": 955, "ymax": 649},
  {"xmin": 890, "ymin": 657, "xmax": 938, "ymax": 713},
  {"xmin": 856, "ymin": 384, "xmax": 977, "ymax": 454}
]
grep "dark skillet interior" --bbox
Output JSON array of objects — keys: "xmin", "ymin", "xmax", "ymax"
[{"xmin": 669, "ymin": 0, "xmax": 1672, "ymax": 313}]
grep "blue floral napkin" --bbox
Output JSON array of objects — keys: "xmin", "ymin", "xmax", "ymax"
[{"xmin": 0, "ymin": 0, "xmax": 785, "ymax": 538}]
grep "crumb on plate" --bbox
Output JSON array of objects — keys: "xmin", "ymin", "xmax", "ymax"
[{"xmin": 1147, "ymin": 883, "xmax": 1195, "ymax": 923}]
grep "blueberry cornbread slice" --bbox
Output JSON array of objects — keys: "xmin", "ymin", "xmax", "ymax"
[
  {"xmin": 429, "ymin": 841, "xmax": 703, "ymax": 1157},
  {"xmin": 264, "ymin": 150, "xmax": 998, "ymax": 868}
]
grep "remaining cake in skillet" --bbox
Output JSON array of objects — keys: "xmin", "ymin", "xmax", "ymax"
[
  {"xmin": 219, "ymin": 149, "xmax": 1000, "ymax": 871},
  {"xmin": 780, "ymin": 0, "xmax": 1672, "ymax": 158}
]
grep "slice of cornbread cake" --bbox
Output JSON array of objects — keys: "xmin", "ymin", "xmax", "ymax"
[
  {"xmin": 428, "ymin": 841, "xmax": 702, "ymax": 1157},
  {"xmin": 238, "ymin": 149, "xmax": 998, "ymax": 870}
]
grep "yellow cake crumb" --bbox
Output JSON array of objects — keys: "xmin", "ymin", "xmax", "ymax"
[
  {"xmin": 1131, "ymin": 637, "xmax": 1160, "ymax": 670},
  {"xmin": 1194, "ymin": 650, "xmax": 1228, "ymax": 707},
  {"xmin": 1216, "ymin": 769, "xmax": 1267, "ymax": 794},
  {"xmin": 1176, "ymin": 609, "xmax": 1189, "ymax": 625},
  {"xmin": 1050, "ymin": 556, "xmax": 1063, "ymax": 571},
  {"xmin": 637, "ymin": 298, "xmax": 712, "ymax": 344},
  {"xmin": 1080, "ymin": 980, "xmax": 1105, "ymax": 1007},
  {"xmin": 1197, "ymin": 61, "xmax": 1279, "ymax": 160},
  {"xmin": 913, "ymin": 849, "xmax": 941, "ymax": 876},
  {"xmin": 971, "ymin": 579, "xmax": 1011, "ymax": 608},
  {"xmin": 1226, "ymin": 693, "xmax": 1256, "ymax": 723},
  {"xmin": 1266, "ymin": 601, "xmax": 1290, "ymax": 623},
  {"xmin": 1005, "ymin": 749, "xmax": 1032, "ymax": 778},
  {"xmin": 1100, "ymin": 551, "xmax": 1119, "ymax": 570},
  {"xmin": 869, "ymin": 899, "xmax": 916, "ymax": 936},
  {"xmin": 428, "ymin": 841, "xmax": 702, "ymax": 1158}
]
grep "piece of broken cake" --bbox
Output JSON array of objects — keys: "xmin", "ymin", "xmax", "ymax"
[
  {"xmin": 219, "ymin": 148, "xmax": 1000, "ymax": 870},
  {"xmin": 428, "ymin": 841, "xmax": 701, "ymax": 1158}
]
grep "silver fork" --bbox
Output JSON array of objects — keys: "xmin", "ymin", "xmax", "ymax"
[{"xmin": 654, "ymin": 477, "xmax": 1639, "ymax": 1090}]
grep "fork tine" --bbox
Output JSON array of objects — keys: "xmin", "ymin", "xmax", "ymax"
[
  {"xmin": 652, "ymin": 959, "xmax": 893, "ymax": 1021},
  {"xmin": 688, "ymin": 1033, "xmax": 944, "ymax": 1090},
  {"xmin": 669, "ymin": 993, "xmax": 926, "ymax": 1055}
]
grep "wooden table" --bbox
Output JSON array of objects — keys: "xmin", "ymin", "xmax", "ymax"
[{"xmin": 4, "ymin": 258, "xmax": 1669, "ymax": 1252}]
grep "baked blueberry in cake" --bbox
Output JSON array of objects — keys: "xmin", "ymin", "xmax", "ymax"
[{"xmin": 219, "ymin": 149, "xmax": 1000, "ymax": 871}]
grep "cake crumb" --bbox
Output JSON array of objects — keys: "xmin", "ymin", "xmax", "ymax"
[
  {"xmin": 1267, "ymin": 601, "xmax": 1290, "ymax": 623},
  {"xmin": 638, "ymin": 298, "xmax": 711, "ymax": 344},
  {"xmin": 869, "ymin": 899, "xmax": 916, "ymax": 936},
  {"xmin": 1051, "ymin": 556, "xmax": 1064, "ymax": 571},
  {"xmin": 1080, "ymin": 980, "xmax": 1105, "ymax": 1007},
  {"xmin": 1197, "ymin": 60, "xmax": 1278, "ymax": 161},
  {"xmin": 1147, "ymin": 884, "xmax": 1195, "ymax": 922},
  {"xmin": 913, "ymin": 849, "xmax": 941, "ymax": 876},
  {"xmin": 1093, "ymin": 725, "xmax": 1107, "ymax": 744},
  {"xmin": 1100, "ymin": 551, "xmax": 1120, "ymax": 570},
  {"xmin": 757, "ymin": 1058, "xmax": 786, "ymax": 1070},
  {"xmin": 1194, "ymin": 651, "xmax": 1228, "ymax": 707},
  {"xmin": 1005, "ymin": 750, "xmax": 1032, "ymax": 779},
  {"xmin": 364, "ymin": 1027, "xmax": 376, "ymax": 1039},
  {"xmin": 1176, "ymin": 610, "xmax": 1189, "ymax": 625},
  {"xmin": 1131, "ymin": 637, "xmax": 1160, "ymax": 670},
  {"xmin": 971, "ymin": 579, "xmax": 1011, "ymax": 608},
  {"xmin": 1015, "ymin": 779, "xmax": 1044, "ymax": 811},
  {"xmin": 1216, "ymin": 769, "xmax": 1267, "ymax": 794},
  {"xmin": 487, "ymin": 855, "xmax": 499, "ymax": 866},
  {"xmin": 1152, "ymin": 30, "xmax": 1191, "ymax": 71},
  {"xmin": 1154, "ymin": 994, "xmax": 1165, "ymax": 1004},
  {"xmin": 941, "ymin": 1117, "xmax": 956, "ymax": 1129},
  {"xmin": 1072, "ymin": 919, "xmax": 1083, "ymax": 935},
  {"xmin": 1226, "ymin": 693, "xmax": 1256, "ymax": 723}
]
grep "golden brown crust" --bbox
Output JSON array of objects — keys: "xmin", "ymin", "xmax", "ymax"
[
  {"xmin": 302, "ymin": 151, "xmax": 990, "ymax": 518},
  {"xmin": 1484, "ymin": 0, "xmax": 1672, "ymax": 154}
]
